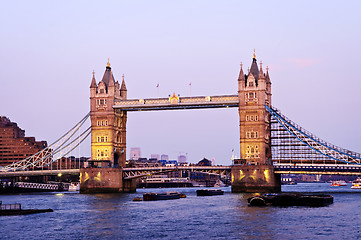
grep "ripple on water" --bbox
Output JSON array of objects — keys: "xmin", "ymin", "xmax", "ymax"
[{"xmin": 1, "ymin": 184, "xmax": 361, "ymax": 239}]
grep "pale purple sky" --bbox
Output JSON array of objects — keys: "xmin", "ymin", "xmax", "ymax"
[{"xmin": 1, "ymin": 1, "xmax": 361, "ymax": 165}]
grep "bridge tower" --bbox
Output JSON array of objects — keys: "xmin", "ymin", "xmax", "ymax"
[
  {"xmin": 89, "ymin": 60, "xmax": 127, "ymax": 168},
  {"xmin": 80, "ymin": 60, "xmax": 134, "ymax": 193},
  {"xmin": 231, "ymin": 52, "xmax": 281, "ymax": 192}
]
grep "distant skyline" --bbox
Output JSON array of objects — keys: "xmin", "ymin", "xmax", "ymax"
[{"xmin": 1, "ymin": 1, "xmax": 361, "ymax": 165}]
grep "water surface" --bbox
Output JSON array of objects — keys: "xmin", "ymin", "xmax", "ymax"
[{"xmin": 1, "ymin": 183, "xmax": 360, "ymax": 239}]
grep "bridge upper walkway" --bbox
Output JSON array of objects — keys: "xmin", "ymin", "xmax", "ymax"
[{"xmin": 113, "ymin": 94, "xmax": 239, "ymax": 111}]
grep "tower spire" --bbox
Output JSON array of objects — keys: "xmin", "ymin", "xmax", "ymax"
[
  {"xmin": 238, "ymin": 61, "xmax": 245, "ymax": 81},
  {"xmin": 106, "ymin": 58, "xmax": 111, "ymax": 68},
  {"xmin": 120, "ymin": 74, "xmax": 127, "ymax": 100},
  {"xmin": 249, "ymin": 51, "xmax": 259, "ymax": 79},
  {"xmin": 258, "ymin": 61, "xmax": 264, "ymax": 79},
  {"xmin": 90, "ymin": 70, "xmax": 97, "ymax": 88}
]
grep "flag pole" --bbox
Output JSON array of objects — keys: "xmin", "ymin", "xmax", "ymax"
[{"xmin": 189, "ymin": 82, "xmax": 192, "ymax": 97}]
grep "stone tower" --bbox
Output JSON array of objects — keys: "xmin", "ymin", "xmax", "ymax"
[
  {"xmin": 238, "ymin": 53, "xmax": 272, "ymax": 165},
  {"xmin": 89, "ymin": 60, "xmax": 127, "ymax": 168},
  {"xmin": 231, "ymin": 52, "xmax": 280, "ymax": 192}
]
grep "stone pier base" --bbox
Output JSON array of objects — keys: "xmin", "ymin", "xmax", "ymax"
[
  {"xmin": 231, "ymin": 165, "xmax": 281, "ymax": 193},
  {"xmin": 80, "ymin": 168, "xmax": 136, "ymax": 193}
]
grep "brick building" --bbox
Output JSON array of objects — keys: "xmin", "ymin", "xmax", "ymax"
[{"xmin": 0, "ymin": 116, "xmax": 47, "ymax": 166}]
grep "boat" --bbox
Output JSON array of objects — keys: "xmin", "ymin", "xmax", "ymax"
[
  {"xmin": 214, "ymin": 180, "xmax": 226, "ymax": 187},
  {"xmin": 138, "ymin": 175, "xmax": 193, "ymax": 188},
  {"xmin": 331, "ymin": 180, "xmax": 347, "ymax": 186},
  {"xmin": 0, "ymin": 201, "xmax": 53, "ymax": 216},
  {"xmin": 68, "ymin": 182, "xmax": 80, "ymax": 191},
  {"xmin": 248, "ymin": 193, "xmax": 333, "ymax": 207},
  {"xmin": 351, "ymin": 178, "xmax": 361, "ymax": 189},
  {"xmin": 196, "ymin": 189, "xmax": 224, "ymax": 196},
  {"xmin": 179, "ymin": 193, "xmax": 187, "ymax": 198},
  {"xmin": 143, "ymin": 191, "xmax": 181, "ymax": 201}
]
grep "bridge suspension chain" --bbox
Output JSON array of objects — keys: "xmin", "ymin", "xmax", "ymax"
[
  {"xmin": 267, "ymin": 105, "xmax": 361, "ymax": 165},
  {"xmin": 1, "ymin": 113, "xmax": 91, "ymax": 172}
]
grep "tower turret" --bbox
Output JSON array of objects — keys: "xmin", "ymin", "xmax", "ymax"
[
  {"xmin": 120, "ymin": 74, "xmax": 127, "ymax": 100},
  {"xmin": 90, "ymin": 70, "xmax": 97, "ymax": 98},
  {"xmin": 90, "ymin": 70, "xmax": 97, "ymax": 88}
]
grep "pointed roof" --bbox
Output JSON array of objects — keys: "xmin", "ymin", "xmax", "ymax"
[
  {"xmin": 90, "ymin": 70, "xmax": 97, "ymax": 88},
  {"xmin": 258, "ymin": 61, "xmax": 265, "ymax": 79},
  {"xmin": 100, "ymin": 59, "xmax": 116, "ymax": 88},
  {"xmin": 121, "ymin": 74, "xmax": 127, "ymax": 91},
  {"xmin": 238, "ymin": 62, "xmax": 245, "ymax": 81},
  {"xmin": 249, "ymin": 57, "xmax": 259, "ymax": 79}
]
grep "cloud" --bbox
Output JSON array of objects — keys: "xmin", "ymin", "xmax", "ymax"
[{"xmin": 286, "ymin": 58, "xmax": 320, "ymax": 68}]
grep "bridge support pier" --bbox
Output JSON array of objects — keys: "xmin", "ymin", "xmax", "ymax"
[
  {"xmin": 231, "ymin": 165, "xmax": 281, "ymax": 193},
  {"xmin": 80, "ymin": 168, "xmax": 135, "ymax": 193},
  {"xmin": 123, "ymin": 179, "xmax": 136, "ymax": 193}
]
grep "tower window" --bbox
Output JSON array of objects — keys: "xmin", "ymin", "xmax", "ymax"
[
  {"xmin": 97, "ymin": 136, "xmax": 108, "ymax": 142},
  {"xmin": 245, "ymin": 144, "xmax": 260, "ymax": 159},
  {"xmin": 97, "ymin": 99, "xmax": 107, "ymax": 105}
]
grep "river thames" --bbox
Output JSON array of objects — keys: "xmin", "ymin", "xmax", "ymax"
[{"xmin": 1, "ymin": 183, "xmax": 361, "ymax": 240}]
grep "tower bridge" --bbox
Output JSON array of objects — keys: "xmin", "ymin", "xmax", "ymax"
[{"xmin": 2, "ymin": 54, "xmax": 361, "ymax": 193}]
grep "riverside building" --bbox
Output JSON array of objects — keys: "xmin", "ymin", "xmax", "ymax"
[{"xmin": 0, "ymin": 116, "xmax": 47, "ymax": 166}]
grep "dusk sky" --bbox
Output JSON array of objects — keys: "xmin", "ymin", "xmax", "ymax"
[{"xmin": 1, "ymin": 1, "xmax": 361, "ymax": 165}]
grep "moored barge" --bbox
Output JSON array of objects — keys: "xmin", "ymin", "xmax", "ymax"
[
  {"xmin": 248, "ymin": 193, "xmax": 333, "ymax": 207},
  {"xmin": 196, "ymin": 189, "xmax": 224, "ymax": 196},
  {"xmin": 0, "ymin": 201, "xmax": 53, "ymax": 216},
  {"xmin": 143, "ymin": 191, "xmax": 181, "ymax": 201}
]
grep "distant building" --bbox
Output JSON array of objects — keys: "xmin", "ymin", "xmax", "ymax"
[
  {"xmin": 161, "ymin": 154, "xmax": 169, "ymax": 161},
  {"xmin": 0, "ymin": 116, "xmax": 47, "ymax": 166},
  {"xmin": 130, "ymin": 147, "xmax": 141, "ymax": 160},
  {"xmin": 150, "ymin": 154, "xmax": 160, "ymax": 160},
  {"xmin": 167, "ymin": 160, "xmax": 178, "ymax": 166},
  {"xmin": 127, "ymin": 157, "xmax": 161, "ymax": 167},
  {"xmin": 197, "ymin": 158, "xmax": 212, "ymax": 166},
  {"xmin": 178, "ymin": 154, "xmax": 187, "ymax": 163}
]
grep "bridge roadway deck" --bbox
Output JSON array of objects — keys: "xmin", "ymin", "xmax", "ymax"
[
  {"xmin": 2, "ymin": 164, "xmax": 361, "ymax": 177},
  {"xmin": 0, "ymin": 169, "xmax": 80, "ymax": 177},
  {"xmin": 122, "ymin": 166, "xmax": 232, "ymax": 179},
  {"xmin": 274, "ymin": 164, "xmax": 361, "ymax": 175},
  {"xmin": 113, "ymin": 94, "xmax": 239, "ymax": 111}
]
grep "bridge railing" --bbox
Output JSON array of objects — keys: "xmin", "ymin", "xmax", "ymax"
[{"xmin": 114, "ymin": 95, "xmax": 239, "ymax": 107}]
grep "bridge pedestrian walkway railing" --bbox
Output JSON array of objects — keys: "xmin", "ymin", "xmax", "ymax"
[{"xmin": 114, "ymin": 95, "xmax": 239, "ymax": 111}]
